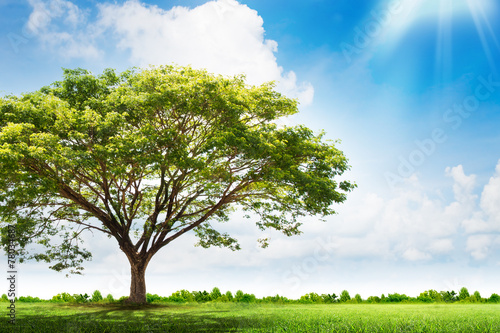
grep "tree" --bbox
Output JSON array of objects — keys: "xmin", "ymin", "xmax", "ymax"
[
  {"xmin": 458, "ymin": 287, "xmax": 470, "ymax": 301},
  {"xmin": 0, "ymin": 65, "xmax": 355, "ymax": 303},
  {"xmin": 440, "ymin": 290, "xmax": 457, "ymax": 303},
  {"xmin": 488, "ymin": 293, "xmax": 500, "ymax": 303},
  {"xmin": 91, "ymin": 290, "xmax": 103, "ymax": 302},
  {"xmin": 339, "ymin": 290, "xmax": 351, "ymax": 302}
]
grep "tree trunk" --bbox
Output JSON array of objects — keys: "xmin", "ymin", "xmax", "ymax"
[{"xmin": 127, "ymin": 261, "xmax": 148, "ymax": 304}]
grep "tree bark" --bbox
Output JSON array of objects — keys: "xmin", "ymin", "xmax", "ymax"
[{"xmin": 127, "ymin": 259, "xmax": 149, "ymax": 304}]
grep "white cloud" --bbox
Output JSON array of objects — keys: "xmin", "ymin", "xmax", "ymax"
[
  {"xmin": 96, "ymin": 0, "xmax": 313, "ymax": 104},
  {"xmin": 323, "ymin": 161, "xmax": 500, "ymax": 262},
  {"xmin": 445, "ymin": 165, "xmax": 477, "ymax": 204},
  {"xmin": 427, "ymin": 238, "xmax": 454, "ymax": 254},
  {"xmin": 24, "ymin": 0, "xmax": 313, "ymax": 105},
  {"xmin": 25, "ymin": 0, "xmax": 99, "ymax": 58},
  {"xmin": 462, "ymin": 159, "xmax": 500, "ymax": 233},
  {"xmin": 466, "ymin": 234, "xmax": 493, "ymax": 260},
  {"xmin": 403, "ymin": 247, "xmax": 431, "ymax": 261}
]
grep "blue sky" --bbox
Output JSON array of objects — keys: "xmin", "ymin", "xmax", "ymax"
[{"xmin": 1, "ymin": 0, "xmax": 500, "ymax": 299}]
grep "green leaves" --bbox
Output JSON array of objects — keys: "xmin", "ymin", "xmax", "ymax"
[{"xmin": 0, "ymin": 64, "xmax": 354, "ymax": 275}]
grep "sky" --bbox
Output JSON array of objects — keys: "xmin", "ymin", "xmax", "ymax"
[{"xmin": 1, "ymin": 0, "xmax": 500, "ymax": 300}]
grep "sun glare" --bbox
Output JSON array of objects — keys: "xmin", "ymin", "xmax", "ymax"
[{"xmin": 361, "ymin": 0, "xmax": 499, "ymax": 80}]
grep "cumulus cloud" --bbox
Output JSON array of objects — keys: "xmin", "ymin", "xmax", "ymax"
[
  {"xmin": 466, "ymin": 235, "xmax": 494, "ymax": 260},
  {"xmin": 97, "ymin": 0, "xmax": 313, "ymax": 104},
  {"xmin": 462, "ymin": 160, "xmax": 500, "ymax": 234},
  {"xmin": 25, "ymin": 0, "xmax": 313, "ymax": 105},
  {"xmin": 25, "ymin": 0, "xmax": 100, "ymax": 58},
  {"xmin": 402, "ymin": 248, "xmax": 431, "ymax": 261},
  {"xmin": 321, "ymin": 160, "xmax": 500, "ymax": 263}
]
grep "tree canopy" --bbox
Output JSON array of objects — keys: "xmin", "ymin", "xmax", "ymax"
[{"xmin": 0, "ymin": 65, "xmax": 355, "ymax": 303}]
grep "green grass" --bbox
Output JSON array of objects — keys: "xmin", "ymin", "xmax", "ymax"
[{"xmin": 2, "ymin": 302, "xmax": 500, "ymax": 332}]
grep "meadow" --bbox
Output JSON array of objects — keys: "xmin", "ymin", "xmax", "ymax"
[{"xmin": 2, "ymin": 302, "xmax": 500, "ymax": 332}]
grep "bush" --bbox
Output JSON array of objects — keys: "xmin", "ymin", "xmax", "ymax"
[
  {"xmin": 488, "ymin": 293, "xmax": 500, "ymax": 303},
  {"xmin": 458, "ymin": 287, "xmax": 470, "ymax": 301},
  {"xmin": 339, "ymin": 290, "xmax": 351, "ymax": 303},
  {"xmin": 440, "ymin": 290, "xmax": 457, "ymax": 303},
  {"xmin": 299, "ymin": 292, "xmax": 323, "ymax": 304},
  {"xmin": 321, "ymin": 293, "xmax": 337, "ymax": 303},
  {"xmin": 367, "ymin": 296, "xmax": 381, "ymax": 303},
  {"xmin": 51, "ymin": 292, "xmax": 75, "ymax": 303},
  {"xmin": 91, "ymin": 290, "xmax": 103, "ymax": 303},
  {"xmin": 1, "ymin": 294, "xmax": 9, "ymax": 302},
  {"xmin": 263, "ymin": 294, "xmax": 288, "ymax": 303},
  {"xmin": 234, "ymin": 290, "xmax": 256, "ymax": 303},
  {"xmin": 73, "ymin": 293, "xmax": 90, "ymax": 303},
  {"xmin": 118, "ymin": 296, "xmax": 129, "ymax": 303},
  {"xmin": 18, "ymin": 296, "xmax": 42, "ymax": 302},
  {"xmin": 418, "ymin": 290, "xmax": 441, "ymax": 303},
  {"xmin": 354, "ymin": 294, "xmax": 363, "ymax": 303},
  {"xmin": 385, "ymin": 293, "xmax": 410, "ymax": 303},
  {"xmin": 210, "ymin": 287, "xmax": 222, "ymax": 300},
  {"xmin": 146, "ymin": 293, "xmax": 162, "ymax": 303},
  {"xmin": 106, "ymin": 294, "xmax": 115, "ymax": 302},
  {"xmin": 193, "ymin": 290, "xmax": 211, "ymax": 303},
  {"xmin": 225, "ymin": 291, "xmax": 233, "ymax": 302},
  {"xmin": 168, "ymin": 292, "xmax": 186, "ymax": 303}
]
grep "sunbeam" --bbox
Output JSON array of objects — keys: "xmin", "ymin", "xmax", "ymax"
[{"xmin": 466, "ymin": 0, "xmax": 500, "ymax": 76}]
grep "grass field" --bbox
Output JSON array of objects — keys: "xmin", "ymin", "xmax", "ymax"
[{"xmin": 2, "ymin": 302, "xmax": 500, "ymax": 332}]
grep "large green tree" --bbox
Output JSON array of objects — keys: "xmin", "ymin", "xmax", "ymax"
[{"xmin": 0, "ymin": 65, "xmax": 354, "ymax": 303}]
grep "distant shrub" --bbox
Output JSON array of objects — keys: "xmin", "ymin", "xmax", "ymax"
[
  {"xmin": 458, "ymin": 287, "xmax": 470, "ymax": 301},
  {"xmin": 91, "ymin": 290, "xmax": 103, "ymax": 303},
  {"xmin": 225, "ymin": 291, "xmax": 234, "ymax": 302},
  {"xmin": 105, "ymin": 294, "xmax": 115, "ymax": 302},
  {"xmin": 18, "ymin": 296, "xmax": 42, "ymax": 302},
  {"xmin": 1, "ymin": 294, "xmax": 9, "ymax": 302},
  {"xmin": 367, "ymin": 296, "xmax": 381, "ymax": 303},
  {"xmin": 234, "ymin": 290, "xmax": 256, "ymax": 303},
  {"xmin": 488, "ymin": 293, "xmax": 500, "ymax": 303},
  {"xmin": 354, "ymin": 294, "xmax": 363, "ymax": 303},
  {"xmin": 299, "ymin": 292, "xmax": 323, "ymax": 304},
  {"xmin": 468, "ymin": 291, "xmax": 484, "ymax": 303},
  {"xmin": 118, "ymin": 296, "xmax": 129, "ymax": 303},
  {"xmin": 263, "ymin": 294, "xmax": 288, "ymax": 303},
  {"xmin": 321, "ymin": 293, "xmax": 337, "ymax": 303},
  {"xmin": 210, "ymin": 287, "xmax": 222, "ymax": 301},
  {"xmin": 385, "ymin": 293, "xmax": 410, "ymax": 303},
  {"xmin": 51, "ymin": 292, "xmax": 75, "ymax": 303},
  {"xmin": 193, "ymin": 290, "xmax": 212, "ymax": 303},
  {"xmin": 168, "ymin": 292, "xmax": 186, "ymax": 303},
  {"xmin": 74, "ymin": 293, "xmax": 90, "ymax": 303},
  {"xmin": 339, "ymin": 290, "xmax": 351, "ymax": 303},
  {"xmin": 418, "ymin": 290, "xmax": 441, "ymax": 303},
  {"xmin": 440, "ymin": 290, "xmax": 457, "ymax": 303},
  {"xmin": 146, "ymin": 293, "xmax": 162, "ymax": 303},
  {"xmin": 234, "ymin": 290, "xmax": 244, "ymax": 302}
]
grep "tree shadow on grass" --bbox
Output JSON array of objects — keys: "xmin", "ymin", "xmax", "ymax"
[{"xmin": 1, "ymin": 303, "xmax": 275, "ymax": 332}]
